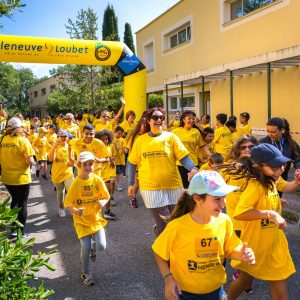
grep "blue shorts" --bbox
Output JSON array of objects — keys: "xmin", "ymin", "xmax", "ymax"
[
  {"xmin": 179, "ymin": 286, "xmax": 224, "ymax": 300},
  {"xmin": 116, "ymin": 165, "xmax": 125, "ymax": 175}
]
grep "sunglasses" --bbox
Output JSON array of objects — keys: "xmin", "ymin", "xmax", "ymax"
[
  {"xmin": 262, "ymin": 163, "xmax": 286, "ymax": 172},
  {"xmin": 150, "ymin": 115, "xmax": 165, "ymax": 121},
  {"xmin": 239, "ymin": 145, "xmax": 254, "ymax": 151}
]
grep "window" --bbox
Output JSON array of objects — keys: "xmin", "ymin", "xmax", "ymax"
[
  {"xmin": 144, "ymin": 42, "xmax": 154, "ymax": 72},
  {"xmin": 167, "ymin": 23, "xmax": 191, "ymax": 50},
  {"xmin": 230, "ymin": 0, "xmax": 277, "ymax": 21},
  {"xmin": 34, "ymin": 91, "xmax": 38, "ymax": 98},
  {"xmin": 170, "ymin": 97, "xmax": 178, "ymax": 110},
  {"xmin": 50, "ymin": 85, "xmax": 56, "ymax": 93},
  {"xmin": 41, "ymin": 88, "xmax": 46, "ymax": 95},
  {"xmin": 168, "ymin": 95, "xmax": 195, "ymax": 111}
]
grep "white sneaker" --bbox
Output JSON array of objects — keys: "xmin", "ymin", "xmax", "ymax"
[
  {"xmin": 59, "ymin": 208, "xmax": 66, "ymax": 217},
  {"xmin": 117, "ymin": 186, "xmax": 123, "ymax": 192}
]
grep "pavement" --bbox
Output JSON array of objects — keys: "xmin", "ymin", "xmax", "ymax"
[{"xmin": 14, "ymin": 169, "xmax": 300, "ymax": 300}]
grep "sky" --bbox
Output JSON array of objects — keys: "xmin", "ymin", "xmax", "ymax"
[{"xmin": 0, "ymin": 0, "xmax": 180, "ymax": 78}]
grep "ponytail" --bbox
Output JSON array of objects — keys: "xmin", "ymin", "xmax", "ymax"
[
  {"xmin": 170, "ymin": 190, "xmax": 196, "ymax": 221},
  {"xmin": 282, "ymin": 118, "xmax": 300, "ymax": 156}
]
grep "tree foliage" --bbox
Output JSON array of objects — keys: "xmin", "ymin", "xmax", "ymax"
[
  {"xmin": 148, "ymin": 93, "xmax": 164, "ymax": 109},
  {"xmin": 102, "ymin": 4, "xmax": 119, "ymax": 41},
  {"xmin": 244, "ymin": 0, "xmax": 274, "ymax": 13},
  {"xmin": 0, "ymin": 63, "xmax": 37, "ymax": 116},
  {"xmin": 0, "ymin": 194, "xmax": 56, "ymax": 299},
  {"xmin": 0, "ymin": 0, "xmax": 25, "ymax": 29},
  {"xmin": 123, "ymin": 22, "xmax": 135, "ymax": 53}
]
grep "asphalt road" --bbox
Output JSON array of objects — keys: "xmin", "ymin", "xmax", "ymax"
[{"xmin": 23, "ymin": 173, "xmax": 300, "ymax": 300}]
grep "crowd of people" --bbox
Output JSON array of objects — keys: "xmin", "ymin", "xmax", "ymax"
[{"xmin": 0, "ymin": 100, "xmax": 299, "ymax": 299}]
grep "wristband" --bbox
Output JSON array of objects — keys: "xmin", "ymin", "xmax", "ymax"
[{"xmin": 163, "ymin": 273, "xmax": 173, "ymax": 280}]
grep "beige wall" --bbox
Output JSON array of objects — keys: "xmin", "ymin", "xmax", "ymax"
[{"xmin": 137, "ymin": 0, "xmax": 300, "ymax": 90}]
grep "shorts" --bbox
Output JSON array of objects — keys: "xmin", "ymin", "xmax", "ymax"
[
  {"xmin": 116, "ymin": 165, "xmax": 125, "ymax": 175},
  {"xmin": 38, "ymin": 160, "xmax": 47, "ymax": 164},
  {"xmin": 179, "ymin": 286, "xmax": 224, "ymax": 300}
]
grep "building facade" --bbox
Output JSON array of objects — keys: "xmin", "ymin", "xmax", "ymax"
[
  {"xmin": 136, "ymin": 0, "xmax": 300, "ymax": 139},
  {"xmin": 28, "ymin": 76, "xmax": 61, "ymax": 118}
]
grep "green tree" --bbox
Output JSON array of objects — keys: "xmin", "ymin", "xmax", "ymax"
[
  {"xmin": 0, "ymin": 0, "xmax": 25, "ymax": 28},
  {"xmin": 102, "ymin": 4, "xmax": 119, "ymax": 41},
  {"xmin": 123, "ymin": 22, "xmax": 135, "ymax": 53},
  {"xmin": 148, "ymin": 93, "xmax": 164, "ymax": 108},
  {"xmin": 0, "ymin": 63, "xmax": 37, "ymax": 116}
]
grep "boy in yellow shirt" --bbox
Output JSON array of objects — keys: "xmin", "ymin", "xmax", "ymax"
[{"xmin": 64, "ymin": 151, "xmax": 110, "ymax": 286}]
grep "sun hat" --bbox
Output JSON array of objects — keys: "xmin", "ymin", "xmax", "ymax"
[
  {"xmin": 78, "ymin": 151, "xmax": 95, "ymax": 163},
  {"xmin": 58, "ymin": 129, "xmax": 68, "ymax": 137},
  {"xmin": 38, "ymin": 127, "xmax": 47, "ymax": 133},
  {"xmin": 188, "ymin": 170, "xmax": 238, "ymax": 196},
  {"xmin": 65, "ymin": 113, "xmax": 74, "ymax": 119},
  {"xmin": 7, "ymin": 117, "xmax": 23, "ymax": 129},
  {"xmin": 251, "ymin": 143, "xmax": 291, "ymax": 168}
]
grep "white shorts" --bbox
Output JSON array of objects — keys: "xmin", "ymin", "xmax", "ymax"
[{"xmin": 140, "ymin": 188, "xmax": 183, "ymax": 209}]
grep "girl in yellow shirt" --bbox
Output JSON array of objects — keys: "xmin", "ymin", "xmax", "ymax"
[
  {"xmin": 64, "ymin": 151, "xmax": 110, "ymax": 286},
  {"xmin": 227, "ymin": 144, "xmax": 300, "ymax": 300},
  {"xmin": 152, "ymin": 171, "xmax": 255, "ymax": 299}
]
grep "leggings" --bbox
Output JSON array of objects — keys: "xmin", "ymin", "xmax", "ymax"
[
  {"xmin": 149, "ymin": 205, "xmax": 175, "ymax": 236},
  {"xmin": 5, "ymin": 183, "xmax": 30, "ymax": 232},
  {"xmin": 54, "ymin": 177, "xmax": 74, "ymax": 209},
  {"xmin": 79, "ymin": 227, "xmax": 106, "ymax": 274}
]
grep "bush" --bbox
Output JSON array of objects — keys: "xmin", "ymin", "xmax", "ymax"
[
  {"xmin": 148, "ymin": 93, "xmax": 163, "ymax": 108},
  {"xmin": 0, "ymin": 193, "xmax": 56, "ymax": 299}
]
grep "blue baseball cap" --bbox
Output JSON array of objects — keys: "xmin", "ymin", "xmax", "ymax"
[
  {"xmin": 251, "ymin": 143, "xmax": 291, "ymax": 168},
  {"xmin": 188, "ymin": 170, "xmax": 238, "ymax": 196}
]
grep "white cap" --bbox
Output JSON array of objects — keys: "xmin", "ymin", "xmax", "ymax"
[
  {"xmin": 7, "ymin": 117, "xmax": 23, "ymax": 129},
  {"xmin": 78, "ymin": 151, "xmax": 95, "ymax": 163}
]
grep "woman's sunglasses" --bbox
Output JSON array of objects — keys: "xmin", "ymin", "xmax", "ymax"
[
  {"xmin": 150, "ymin": 115, "xmax": 165, "ymax": 121},
  {"xmin": 239, "ymin": 145, "xmax": 254, "ymax": 151}
]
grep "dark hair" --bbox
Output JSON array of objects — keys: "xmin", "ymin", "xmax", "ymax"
[
  {"xmin": 240, "ymin": 112, "xmax": 250, "ymax": 121},
  {"xmin": 76, "ymin": 114, "xmax": 83, "ymax": 121},
  {"xmin": 49, "ymin": 124, "xmax": 57, "ymax": 130},
  {"xmin": 228, "ymin": 115, "xmax": 237, "ymax": 122},
  {"xmin": 226, "ymin": 135, "xmax": 258, "ymax": 161},
  {"xmin": 203, "ymin": 127, "xmax": 214, "ymax": 135},
  {"xmin": 179, "ymin": 110, "xmax": 196, "ymax": 127},
  {"xmin": 267, "ymin": 117, "xmax": 299, "ymax": 156},
  {"xmin": 225, "ymin": 120, "xmax": 236, "ymax": 128},
  {"xmin": 222, "ymin": 156, "xmax": 275, "ymax": 191},
  {"xmin": 209, "ymin": 153, "xmax": 224, "ymax": 165},
  {"xmin": 83, "ymin": 124, "xmax": 94, "ymax": 132},
  {"xmin": 125, "ymin": 110, "xmax": 136, "ymax": 121},
  {"xmin": 170, "ymin": 190, "xmax": 206, "ymax": 220},
  {"xmin": 114, "ymin": 125, "xmax": 124, "ymax": 133},
  {"xmin": 94, "ymin": 129, "xmax": 114, "ymax": 144},
  {"xmin": 126, "ymin": 117, "xmax": 147, "ymax": 150},
  {"xmin": 145, "ymin": 107, "xmax": 165, "ymax": 132},
  {"xmin": 216, "ymin": 113, "xmax": 227, "ymax": 125},
  {"xmin": 201, "ymin": 114, "xmax": 210, "ymax": 123}
]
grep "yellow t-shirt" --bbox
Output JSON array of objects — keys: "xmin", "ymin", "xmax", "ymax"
[
  {"xmin": 170, "ymin": 120, "xmax": 180, "ymax": 131},
  {"xmin": 172, "ymin": 127, "xmax": 205, "ymax": 166},
  {"xmin": 64, "ymin": 174, "xmax": 109, "ymax": 239},
  {"xmin": 0, "ymin": 135, "xmax": 35, "ymax": 185},
  {"xmin": 237, "ymin": 124, "xmax": 251, "ymax": 136},
  {"xmin": 92, "ymin": 118, "xmax": 102, "ymax": 129},
  {"xmin": 200, "ymin": 163, "xmax": 212, "ymax": 171},
  {"xmin": 212, "ymin": 126, "xmax": 233, "ymax": 158},
  {"xmin": 231, "ymin": 177, "xmax": 295, "ymax": 280},
  {"xmin": 77, "ymin": 119, "xmax": 88, "ymax": 134},
  {"xmin": 95, "ymin": 120, "xmax": 115, "ymax": 132},
  {"xmin": 128, "ymin": 131, "xmax": 189, "ymax": 190},
  {"xmin": 120, "ymin": 120, "xmax": 136, "ymax": 134},
  {"xmin": 101, "ymin": 144, "xmax": 116, "ymax": 182},
  {"xmin": 152, "ymin": 213, "xmax": 241, "ymax": 294},
  {"xmin": 69, "ymin": 138, "xmax": 109, "ymax": 177},
  {"xmin": 114, "ymin": 137, "xmax": 126, "ymax": 165},
  {"xmin": 51, "ymin": 144, "xmax": 74, "ymax": 184},
  {"xmin": 61, "ymin": 123, "xmax": 81, "ymax": 138},
  {"xmin": 223, "ymin": 173, "xmax": 248, "ymax": 231},
  {"xmin": 33, "ymin": 136, "xmax": 48, "ymax": 161},
  {"xmin": 46, "ymin": 133, "xmax": 57, "ymax": 154},
  {"xmin": 27, "ymin": 132, "xmax": 37, "ymax": 145}
]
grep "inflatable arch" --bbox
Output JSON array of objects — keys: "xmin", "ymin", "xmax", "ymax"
[{"xmin": 0, "ymin": 35, "xmax": 146, "ymax": 118}]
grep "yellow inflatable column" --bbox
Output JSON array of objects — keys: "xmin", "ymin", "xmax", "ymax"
[{"xmin": 124, "ymin": 69, "xmax": 147, "ymax": 120}]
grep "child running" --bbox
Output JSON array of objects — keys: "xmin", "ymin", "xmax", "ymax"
[
  {"xmin": 227, "ymin": 143, "xmax": 300, "ymax": 300},
  {"xmin": 64, "ymin": 151, "xmax": 110, "ymax": 286},
  {"xmin": 152, "ymin": 170, "xmax": 255, "ymax": 300}
]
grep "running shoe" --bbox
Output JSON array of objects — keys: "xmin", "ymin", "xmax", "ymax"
[
  {"xmin": 110, "ymin": 196, "xmax": 117, "ymax": 206},
  {"xmin": 117, "ymin": 186, "xmax": 123, "ymax": 192},
  {"xmin": 130, "ymin": 197, "xmax": 138, "ymax": 208},
  {"xmin": 41, "ymin": 174, "xmax": 48, "ymax": 180},
  {"xmin": 81, "ymin": 273, "xmax": 95, "ymax": 286},
  {"xmin": 103, "ymin": 210, "xmax": 116, "ymax": 220},
  {"xmin": 242, "ymin": 288, "xmax": 254, "ymax": 295},
  {"xmin": 58, "ymin": 208, "xmax": 66, "ymax": 218}
]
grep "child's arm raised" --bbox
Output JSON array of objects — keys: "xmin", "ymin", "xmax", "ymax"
[
  {"xmin": 66, "ymin": 206, "xmax": 84, "ymax": 216},
  {"xmin": 153, "ymin": 252, "xmax": 181, "ymax": 300}
]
